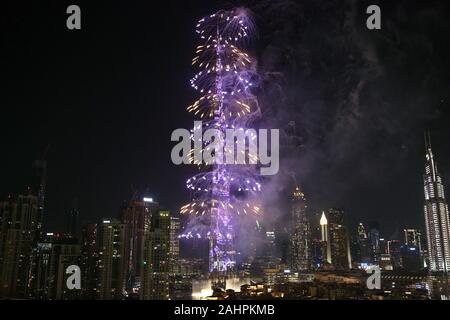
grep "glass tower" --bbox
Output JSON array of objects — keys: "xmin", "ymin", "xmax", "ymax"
[
  {"xmin": 289, "ymin": 187, "xmax": 311, "ymax": 271},
  {"xmin": 423, "ymin": 134, "xmax": 450, "ymax": 272}
]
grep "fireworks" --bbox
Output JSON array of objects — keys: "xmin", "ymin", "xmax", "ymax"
[{"xmin": 182, "ymin": 8, "xmax": 262, "ymax": 274}]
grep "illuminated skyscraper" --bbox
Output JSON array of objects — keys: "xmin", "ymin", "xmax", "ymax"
[
  {"xmin": 32, "ymin": 233, "xmax": 81, "ymax": 300},
  {"xmin": 289, "ymin": 187, "xmax": 311, "ymax": 271},
  {"xmin": 97, "ymin": 219, "xmax": 126, "ymax": 300},
  {"xmin": 320, "ymin": 211, "xmax": 332, "ymax": 265},
  {"xmin": 169, "ymin": 216, "xmax": 180, "ymax": 274},
  {"xmin": 120, "ymin": 197, "xmax": 158, "ymax": 295},
  {"xmin": 0, "ymin": 194, "xmax": 39, "ymax": 298},
  {"xmin": 80, "ymin": 223, "xmax": 99, "ymax": 299},
  {"xmin": 423, "ymin": 134, "xmax": 450, "ymax": 272},
  {"xmin": 367, "ymin": 222, "xmax": 381, "ymax": 263},
  {"xmin": 141, "ymin": 210, "xmax": 170, "ymax": 300},
  {"xmin": 265, "ymin": 231, "xmax": 276, "ymax": 258},
  {"xmin": 404, "ymin": 229, "xmax": 423, "ymax": 252},
  {"xmin": 327, "ymin": 208, "xmax": 352, "ymax": 270},
  {"xmin": 181, "ymin": 9, "xmax": 262, "ymax": 291},
  {"xmin": 357, "ymin": 223, "xmax": 371, "ymax": 264},
  {"xmin": 387, "ymin": 239, "xmax": 402, "ymax": 269}
]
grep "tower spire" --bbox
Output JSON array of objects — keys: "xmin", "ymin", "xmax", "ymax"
[
  {"xmin": 428, "ymin": 131, "xmax": 432, "ymax": 150},
  {"xmin": 425, "ymin": 131, "xmax": 435, "ymax": 165},
  {"xmin": 424, "ymin": 130, "xmax": 432, "ymax": 151}
]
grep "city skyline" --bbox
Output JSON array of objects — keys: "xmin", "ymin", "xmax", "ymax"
[
  {"xmin": 1, "ymin": 134, "xmax": 445, "ymax": 236},
  {"xmin": 0, "ymin": 165, "xmax": 444, "ymax": 299},
  {"xmin": 0, "ymin": 134, "xmax": 448, "ymax": 299}
]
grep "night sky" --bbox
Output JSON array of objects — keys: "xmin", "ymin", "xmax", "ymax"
[{"xmin": 1, "ymin": 0, "xmax": 450, "ymax": 239}]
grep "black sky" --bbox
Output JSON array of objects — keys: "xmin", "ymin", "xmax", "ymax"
[{"xmin": 1, "ymin": 0, "xmax": 450, "ymax": 238}]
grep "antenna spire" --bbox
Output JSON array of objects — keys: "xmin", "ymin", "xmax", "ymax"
[{"xmin": 424, "ymin": 130, "xmax": 433, "ymax": 152}]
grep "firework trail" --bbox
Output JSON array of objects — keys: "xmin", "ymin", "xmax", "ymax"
[{"xmin": 180, "ymin": 8, "xmax": 262, "ymax": 278}]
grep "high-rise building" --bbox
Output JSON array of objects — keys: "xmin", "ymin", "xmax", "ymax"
[
  {"xmin": 97, "ymin": 219, "xmax": 126, "ymax": 300},
  {"xmin": 53, "ymin": 245, "xmax": 81, "ymax": 300},
  {"xmin": 367, "ymin": 222, "xmax": 381, "ymax": 263},
  {"xmin": 32, "ymin": 232, "xmax": 81, "ymax": 299},
  {"xmin": 0, "ymin": 194, "xmax": 39, "ymax": 298},
  {"xmin": 387, "ymin": 239, "xmax": 402, "ymax": 269},
  {"xmin": 169, "ymin": 216, "xmax": 180, "ymax": 275},
  {"xmin": 320, "ymin": 211, "xmax": 332, "ymax": 265},
  {"xmin": 120, "ymin": 197, "xmax": 158, "ymax": 295},
  {"xmin": 327, "ymin": 208, "xmax": 352, "ymax": 270},
  {"xmin": 423, "ymin": 134, "xmax": 450, "ymax": 272},
  {"xmin": 310, "ymin": 238, "xmax": 325, "ymax": 269},
  {"xmin": 265, "ymin": 230, "xmax": 277, "ymax": 258},
  {"xmin": 289, "ymin": 187, "xmax": 311, "ymax": 272},
  {"xmin": 379, "ymin": 238, "xmax": 388, "ymax": 255},
  {"xmin": 30, "ymin": 234, "xmax": 53, "ymax": 299},
  {"xmin": 404, "ymin": 229, "xmax": 423, "ymax": 252},
  {"xmin": 357, "ymin": 223, "xmax": 371, "ymax": 264},
  {"xmin": 80, "ymin": 223, "xmax": 99, "ymax": 299},
  {"xmin": 403, "ymin": 229, "xmax": 424, "ymax": 265},
  {"xmin": 141, "ymin": 210, "xmax": 170, "ymax": 300}
]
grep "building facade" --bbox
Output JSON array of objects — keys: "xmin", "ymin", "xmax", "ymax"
[
  {"xmin": 120, "ymin": 198, "xmax": 158, "ymax": 295},
  {"xmin": 423, "ymin": 136, "xmax": 450, "ymax": 272},
  {"xmin": 169, "ymin": 216, "xmax": 180, "ymax": 275},
  {"xmin": 325, "ymin": 208, "xmax": 352, "ymax": 270},
  {"xmin": 97, "ymin": 219, "xmax": 126, "ymax": 299},
  {"xmin": 289, "ymin": 187, "xmax": 311, "ymax": 272},
  {"xmin": 141, "ymin": 210, "xmax": 170, "ymax": 300},
  {"xmin": 0, "ymin": 194, "xmax": 39, "ymax": 298}
]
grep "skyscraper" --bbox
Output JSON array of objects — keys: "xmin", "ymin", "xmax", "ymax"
[
  {"xmin": 423, "ymin": 134, "xmax": 450, "ymax": 272},
  {"xmin": 265, "ymin": 230, "xmax": 277, "ymax": 259},
  {"xmin": 97, "ymin": 219, "xmax": 126, "ymax": 300},
  {"xmin": 169, "ymin": 216, "xmax": 180, "ymax": 275},
  {"xmin": 327, "ymin": 208, "xmax": 352, "ymax": 270},
  {"xmin": 181, "ymin": 9, "xmax": 261, "ymax": 292},
  {"xmin": 367, "ymin": 222, "xmax": 381, "ymax": 263},
  {"xmin": 32, "ymin": 233, "xmax": 81, "ymax": 300},
  {"xmin": 357, "ymin": 223, "xmax": 371, "ymax": 264},
  {"xmin": 320, "ymin": 211, "xmax": 332, "ymax": 265},
  {"xmin": 141, "ymin": 210, "xmax": 170, "ymax": 300},
  {"xmin": 120, "ymin": 197, "xmax": 158, "ymax": 295},
  {"xmin": 289, "ymin": 187, "xmax": 311, "ymax": 271},
  {"xmin": 0, "ymin": 194, "xmax": 39, "ymax": 298},
  {"xmin": 80, "ymin": 223, "xmax": 99, "ymax": 299},
  {"xmin": 404, "ymin": 229, "xmax": 423, "ymax": 252},
  {"xmin": 52, "ymin": 243, "xmax": 81, "ymax": 300},
  {"xmin": 387, "ymin": 239, "xmax": 402, "ymax": 269}
]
